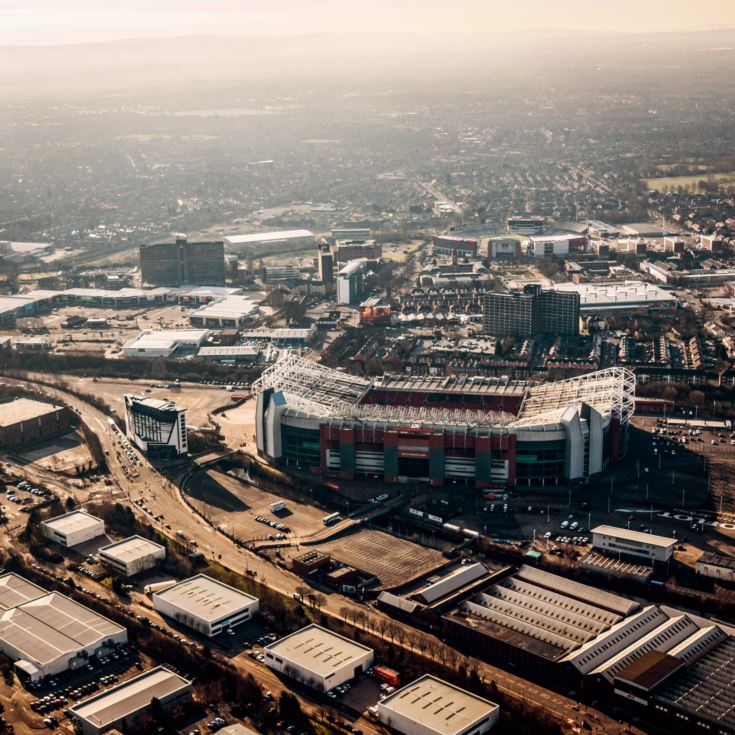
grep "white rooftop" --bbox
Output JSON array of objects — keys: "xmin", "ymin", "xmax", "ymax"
[
  {"xmin": 379, "ymin": 675, "xmax": 499, "ymax": 735},
  {"xmin": 189, "ymin": 296, "xmax": 260, "ymax": 320},
  {"xmin": 153, "ymin": 575, "xmax": 257, "ymax": 623},
  {"xmin": 99, "ymin": 536, "xmax": 166, "ymax": 564},
  {"xmin": 0, "ymin": 590, "xmax": 125, "ymax": 667},
  {"xmin": 224, "ymin": 230, "xmax": 314, "ymax": 245},
  {"xmin": 553, "ymin": 281, "xmax": 677, "ymax": 309},
  {"xmin": 592, "ymin": 525, "xmax": 676, "ymax": 550},
  {"xmin": 42, "ymin": 510, "xmax": 104, "ymax": 537},
  {"xmin": 123, "ymin": 329, "xmax": 209, "ymax": 351},
  {"xmin": 0, "ymin": 573, "xmax": 47, "ymax": 611},
  {"xmin": 265, "ymin": 624, "xmax": 372, "ymax": 677},
  {"xmin": 70, "ymin": 666, "xmax": 190, "ymax": 727}
]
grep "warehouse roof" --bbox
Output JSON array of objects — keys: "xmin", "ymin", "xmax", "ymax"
[
  {"xmin": 99, "ymin": 536, "xmax": 166, "ymax": 564},
  {"xmin": 41, "ymin": 510, "xmax": 104, "ymax": 538},
  {"xmin": 0, "ymin": 397, "xmax": 66, "ymax": 427},
  {"xmin": 224, "ymin": 230, "xmax": 314, "ymax": 245},
  {"xmin": 123, "ymin": 329, "xmax": 209, "ymax": 352},
  {"xmin": 592, "ymin": 525, "xmax": 675, "ymax": 550},
  {"xmin": 70, "ymin": 667, "xmax": 190, "ymax": 729},
  {"xmin": 189, "ymin": 296, "xmax": 260, "ymax": 320},
  {"xmin": 152, "ymin": 575, "xmax": 257, "ymax": 623},
  {"xmin": 265, "ymin": 624, "xmax": 372, "ymax": 677},
  {"xmin": 0, "ymin": 573, "xmax": 47, "ymax": 611},
  {"xmin": 0, "ymin": 591, "xmax": 125, "ymax": 668},
  {"xmin": 614, "ymin": 650, "xmax": 683, "ymax": 691},
  {"xmin": 553, "ymin": 281, "xmax": 677, "ymax": 310},
  {"xmin": 379, "ymin": 675, "xmax": 499, "ymax": 735}
]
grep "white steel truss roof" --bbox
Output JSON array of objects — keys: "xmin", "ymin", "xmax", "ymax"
[
  {"xmin": 518, "ymin": 367, "xmax": 636, "ymax": 424},
  {"xmin": 255, "ymin": 355, "xmax": 636, "ymax": 426}
]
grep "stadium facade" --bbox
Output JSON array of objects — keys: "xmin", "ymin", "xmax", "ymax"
[{"xmin": 254, "ymin": 356, "xmax": 635, "ymax": 488}]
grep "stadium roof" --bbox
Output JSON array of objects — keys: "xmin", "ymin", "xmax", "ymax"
[
  {"xmin": 379, "ymin": 675, "xmax": 499, "ymax": 735},
  {"xmin": 255, "ymin": 356, "xmax": 636, "ymax": 428},
  {"xmin": 152, "ymin": 575, "xmax": 257, "ymax": 623},
  {"xmin": 265, "ymin": 624, "xmax": 372, "ymax": 677},
  {"xmin": 0, "ymin": 397, "xmax": 66, "ymax": 427},
  {"xmin": 70, "ymin": 667, "xmax": 190, "ymax": 729}
]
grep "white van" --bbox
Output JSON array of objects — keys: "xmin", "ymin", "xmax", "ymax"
[{"xmin": 561, "ymin": 520, "xmax": 569, "ymax": 529}]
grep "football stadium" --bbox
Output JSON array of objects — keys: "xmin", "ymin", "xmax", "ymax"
[{"xmin": 254, "ymin": 356, "xmax": 635, "ymax": 488}]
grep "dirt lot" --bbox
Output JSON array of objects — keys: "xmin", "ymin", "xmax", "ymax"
[
  {"xmin": 68, "ymin": 376, "xmax": 233, "ymax": 428},
  {"xmin": 17, "ymin": 431, "xmax": 94, "ymax": 473},
  {"xmin": 185, "ymin": 468, "xmax": 328, "ymax": 542}
]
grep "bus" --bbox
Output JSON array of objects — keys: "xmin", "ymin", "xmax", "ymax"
[{"xmin": 322, "ymin": 512, "xmax": 341, "ymax": 527}]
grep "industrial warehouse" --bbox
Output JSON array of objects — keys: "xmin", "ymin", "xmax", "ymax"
[
  {"xmin": 0, "ymin": 396, "xmax": 75, "ymax": 448},
  {"xmin": 254, "ymin": 355, "xmax": 635, "ymax": 488},
  {"xmin": 151, "ymin": 575, "xmax": 259, "ymax": 637},
  {"xmin": 69, "ymin": 666, "xmax": 192, "ymax": 735},
  {"xmin": 377, "ymin": 562, "xmax": 735, "ymax": 733},
  {"xmin": 41, "ymin": 509, "xmax": 106, "ymax": 548},
  {"xmin": 377, "ymin": 675, "xmax": 500, "ymax": 735},
  {"xmin": 264, "ymin": 624, "xmax": 374, "ymax": 692},
  {"xmin": 0, "ymin": 573, "xmax": 127, "ymax": 682},
  {"xmin": 98, "ymin": 536, "xmax": 167, "ymax": 577}
]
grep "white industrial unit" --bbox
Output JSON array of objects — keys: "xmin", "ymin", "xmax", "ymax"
[
  {"xmin": 98, "ymin": 536, "xmax": 166, "ymax": 577},
  {"xmin": 122, "ymin": 329, "xmax": 209, "ymax": 358},
  {"xmin": 152, "ymin": 575, "xmax": 259, "ymax": 637},
  {"xmin": 591, "ymin": 525, "xmax": 675, "ymax": 563},
  {"xmin": 0, "ymin": 574, "xmax": 126, "ymax": 682},
  {"xmin": 264, "ymin": 624, "xmax": 373, "ymax": 692},
  {"xmin": 378, "ymin": 675, "xmax": 500, "ymax": 735},
  {"xmin": 41, "ymin": 510, "xmax": 105, "ymax": 548},
  {"xmin": 413, "ymin": 563, "xmax": 489, "ymax": 604},
  {"xmin": 70, "ymin": 666, "xmax": 192, "ymax": 735},
  {"xmin": 124, "ymin": 395, "xmax": 187, "ymax": 455}
]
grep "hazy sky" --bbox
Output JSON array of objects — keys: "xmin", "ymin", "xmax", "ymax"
[{"xmin": 3, "ymin": 0, "xmax": 735, "ymax": 46}]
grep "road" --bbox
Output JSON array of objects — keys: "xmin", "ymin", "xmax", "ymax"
[{"xmin": 4, "ymin": 375, "xmax": 644, "ymax": 735}]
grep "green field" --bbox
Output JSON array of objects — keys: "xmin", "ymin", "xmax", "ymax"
[{"xmin": 643, "ymin": 170, "xmax": 735, "ymax": 192}]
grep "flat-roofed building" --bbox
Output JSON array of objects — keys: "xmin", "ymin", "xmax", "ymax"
[
  {"xmin": 98, "ymin": 536, "xmax": 166, "ymax": 577},
  {"xmin": 223, "ymin": 230, "xmax": 314, "ymax": 250},
  {"xmin": 42, "ymin": 510, "xmax": 105, "ymax": 548},
  {"xmin": 0, "ymin": 584, "xmax": 127, "ymax": 682},
  {"xmin": 377, "ymin": 675, "xmax": 500, "ymax": 735},
  {"xmin": 122, "ymin": 329, "xmax": 209, "ymax": 359},
  {"xmin": 188, "ymin": 295, "xmax": 260, "ymax": 328},
  {"xmin": 264, "ymin": 624, "xmax": 373, "ymax": 692},
  {"xmin": 591, "ymin": 525, "xmax": 675, "ymax": 563},
  {"xmin": 152, "ymin": 574, "xmax": 258, "ymax": 637},
  {"xmin": 0, "ymin": 397, "xmax": 75, "ymax": 448},
  {"xmin": 69, "ymin": 666, "xmax": 192, "ymax": 735}
]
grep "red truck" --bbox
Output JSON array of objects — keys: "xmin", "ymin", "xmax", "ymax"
[{"xmin": 372, "ymin": 666, "xmax": 400, "ymax": 687}]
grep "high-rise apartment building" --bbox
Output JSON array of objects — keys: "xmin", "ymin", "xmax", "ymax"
[
  {"xmin": 317, "ymin": 244, "xmax": 334, "ymax": 284},
  {"xmin": 483, "ymin": 284, "xmax": 579, "ymax": 337},
  {"xmin": 139, "ymin": 235, "xmax": 225, "ymax": 286}
]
